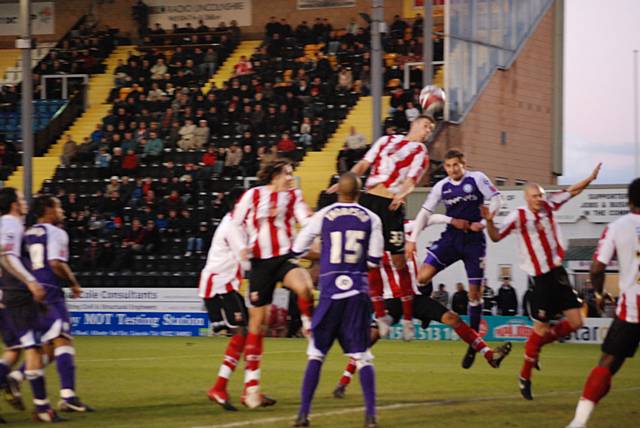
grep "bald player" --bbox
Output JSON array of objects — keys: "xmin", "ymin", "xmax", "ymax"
[
  {"xmin": 292, "ymin": 172, "xmax": 384, "ymax": 428},
  {"xmin": 482, "ymin": 164, "xmax": 601, "ymax": 400}
]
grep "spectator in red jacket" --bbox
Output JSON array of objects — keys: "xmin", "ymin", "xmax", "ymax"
[
  {"xmin": 201, "ymin": 145, "xmax": 216, "ymax": 166},
  {"xmin": 276, "ymin": 132, "xmax": 296, "ymax": 152},
  {"xmin": 122, "ymin": 149, "xmax": 138, "ymax": 173}
]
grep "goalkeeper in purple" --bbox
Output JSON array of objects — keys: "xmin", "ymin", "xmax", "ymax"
[
  {"xmin": 292, "ymin": 173, "xmax": 384, "ymax": 428},
  {"xmin": 12, "ymin": 195, "xmax": 94, "ymax": 413},
  {"xmin": 406, "ymin": 149, "xmax": 502, "ymax": 369}
]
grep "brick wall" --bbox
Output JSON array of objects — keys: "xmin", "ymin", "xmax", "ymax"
[{"xmin": 431, "ymin": 6, "xmax": 558, "ymax": 186}]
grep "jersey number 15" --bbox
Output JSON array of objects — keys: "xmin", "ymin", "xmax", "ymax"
[{"xmin": 330, "ymin": 230, "xmax": 365, "ymax": 264}]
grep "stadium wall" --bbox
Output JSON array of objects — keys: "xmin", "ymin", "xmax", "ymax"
[{"xmin": 431, "ymin": 3, "xmax": 559, "ymax": 186}]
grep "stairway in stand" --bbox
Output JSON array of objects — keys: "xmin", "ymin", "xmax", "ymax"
[
  {"xmin": 5, "ymin": 46, "xmax": 135, "ymax": 191},
  {"xmin": 296, "ymin": 96, "xmax": 390, "ymax": 208}
]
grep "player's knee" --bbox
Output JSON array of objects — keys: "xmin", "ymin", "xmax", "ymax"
[
  {"xmin": 442, "ymin": 311, "xmax": 460, "ymax": 326},
  {"xmin": 568, "ymin": 317, "xmax": 583, "ymax": 331},
  {"xmin": 231, "ymin": 326, "xmax": 248, "ymax": 337},
  {"xmin": 307, "ymin": 354, "xmax": 325, "ymax": 363},
  {"xmin": 352, "ymin": 352, "xmax": 374, "ymax": 370}
]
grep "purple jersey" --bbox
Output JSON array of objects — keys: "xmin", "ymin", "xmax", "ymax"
[
  {"xmin": 422, "ymin": 171, "xmax": 500, "ymax": 226},
  {"xmin": 293, "ymin": 202, "xmax": 384, "ymax": 300},
  {"xmin": 24, "ymin": 224, "xmax": 69, "ymax": 303}
]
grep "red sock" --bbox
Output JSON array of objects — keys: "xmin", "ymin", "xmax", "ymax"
[
  {"xmin": 297, "ymin": 295, "xmax": 314, "ymax": 318},
  {"xmin": 541, "ymin": 320, "xmax": 574, "ymax": 345},
  {"xmin": 243, "ymin": 333, "xmax": 263, "ymax": 389},
  {"xmin": 520, "ymin": 331, "xmax": 544, "ymax": 380},
  {"xmin": 339, "ymin": 358, "xmax": 358, "ymax": 386},
  {"xmin": 582, "ymin": 367, "xmax": 612, "ymax": 403},
  {"xmin": 368, "ymin": 267, "xmax": 385, "ymax": 318},
  {"xmin": 214, "ymin": 334, "xmax": 246, "ymax": 391},
  {"xmin": 397, "ymin": 266, "xmax": 414, "ymax": 321},
  {"xmin": 454, "ymin": 322, "xmax": 492, "ymax": 359}
]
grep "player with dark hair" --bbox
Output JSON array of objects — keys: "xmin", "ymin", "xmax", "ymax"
[
  {"xmin": 483, "ymin": 164, "xmax": 601, "ymax": 400},
  {"xmin": 329, "ymin": 115, "xmax": 435, "ymax": 340},
  {"xmin": 229, "ymin": 158, "xmax": 315, "ymax": 409},
  {"xmin": 201, "ymin": 189, "xmax": 269, "ymax": 411},
  {"xmin": 6, "ymin": 194, "xmax": 93, "ymax": 413},
  {"xmin": 406, "ymin": 148, "xmax": 503, "ymax": 368},
  {"xmin": 292, "ymin": 172, "xmax": 383, "ymax": 428},
  {"xmin": 0, "ymin": 188, "xmax": 63, "ymax": 422},
  {"xmin": 566, "ymin": 177, "xmax": 640, "ymax": 428}
]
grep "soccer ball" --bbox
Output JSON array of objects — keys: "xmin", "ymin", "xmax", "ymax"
[{"xmin": 419, "ymin": 85, "xmax": 445, "ymax": 115}]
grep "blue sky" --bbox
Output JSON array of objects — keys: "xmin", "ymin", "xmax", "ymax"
[{"xmin": 561, "ymin": 0, "xmax": 639, "ymax": 184}]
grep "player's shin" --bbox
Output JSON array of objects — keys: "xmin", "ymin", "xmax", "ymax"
[
  {"xmin": 25, "ymin": 368, "xmax": 50, "ymax": 412},
  {"xmin": 243, "ymin": 332, "xmax": 263, "ymax": 390},
  {"xmin": 339, "ymin": 358, "xmax": 357, "ymax": 386},
  {"xmin": 356, "ymin": 358, "xmax": 376, "ymax": 420},
  {"xmin": 453, "ymin": 321, "xmax": 493, "ymax": 359},
  {"xmin": 520, "ymin": 331, "xmax": 545, "ymax": 381},
  {"xmin": 299, "ymin": 356, "xmax": 323, "ymax": 418},
  {"xmin": 54, "ymin": 346, "xmax": 76, "ymax": 400},
  {"xmin": 397, "ymin": 266, "xmax": 414, "ymax": 321},
  {"xmin": 467, "ymin": 298, "xmax": 483, "ymax": 332},
  {"xmin": 568, "ymin": 366, "xmax": 612, "ymax": 427},
  {"xmin": 213, "ymin": 333, "xmax": 246, "ymax": 393}
]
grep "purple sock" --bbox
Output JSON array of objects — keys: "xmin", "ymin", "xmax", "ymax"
[
  {"xmin": 299, "ymin": 358, "xmax": 323, "ymax": 417},
  {"xmin": 468, "ymin": 302, "xmax": 482, "ymax": 332},
  {"xmin": 359, "ymin": 364, "xmax": 376, "ymax": 418},
  {"xmin": 25, "ymin": 369, "xmax": 50, "ymax": 412},
  {"xmin": 55, "ymin": 346, "xmax": 76, "ymax": 397}
]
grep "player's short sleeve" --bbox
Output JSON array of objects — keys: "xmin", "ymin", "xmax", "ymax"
[
  {"xmin": 292, "ymin": 208, "xmax": 325, "ymax": 257},
  {"xmin": 47, "ymin": 226, "xmax": 69, "ymax": 262},
  {"xmin": 406, "ymin": 146, "xmax": 429, "ymax": 181},
  {"xmin": 367, "ymin": 212, "xmax": 384, "ymax": 266},
  {"xmin": 0, "ymin": 217, "xmax": 23, "ymax": 257},
  {"xmin": 472, "ymin": 171, "xmax": 500, "ymax": 200},
  {"xmin": 593, "ymin": 225, "xmax": 616, "ymax": 265},
  {"xmin": 422, "ymin": 179, "xmax": 445, "ymax": 212},
  {"xmin": 497, "ymin": 209, "xmax": 519, "ymax": 240},
  {"xmin": 546, "ymin": 190, "xmax": 572, "ymax": 211},
  {"xmin": 363, "ymin": 136, "xmax": 390, "ymax": 164}
]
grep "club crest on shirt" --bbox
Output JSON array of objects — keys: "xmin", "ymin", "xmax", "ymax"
[
  {"xmin": 463, "ymin": 184, "xmax": 473, "ymax": 193},
  {"xmin": 335, "ymin": 275, "xmax": 353, "ymax": 291},
  {"xmin": 250, "ymin": 291, "xmax": 259, "ymax": 302},
  {"xmin": 234, "ymin": 312, "xmax": 243, "ymax": 322}
]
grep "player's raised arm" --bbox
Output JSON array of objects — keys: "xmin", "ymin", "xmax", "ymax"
[
  {"xmin": 482, "ymin": 206, "xmax": 518, "ymax": 243},
  {"xmin": 565, "ymin": 163, "xmax": 602, "ymax": 197},
  {"xmin": 292, "ymin": 188, "xmax": 313, "ymax": 227}
]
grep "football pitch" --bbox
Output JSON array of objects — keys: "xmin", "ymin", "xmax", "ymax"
[{"xmin": 2, "ymin": 337, "xmax": 638, "ymax": 427}]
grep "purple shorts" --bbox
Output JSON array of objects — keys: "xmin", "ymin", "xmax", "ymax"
[
  {"xmin": 37, "ymin": 300, "xmax": 72, "ymax": 343},
  {"xmin": 307, "ymin": 293, "xmax": 372, "ymax": 358},
  {"xmin": 424, "ymin": 230, "xmax": 486, "ymax": 286},
  {"xmin": 0, "ymin": 303, "xmax": 42, "ymax": 349}
]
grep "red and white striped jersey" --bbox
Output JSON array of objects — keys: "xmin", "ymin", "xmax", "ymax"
[
  {"xmin": 594, "ymin": 213, "xmax": 640, "ymax": 323},
  {"xmin": 364, "ymin": 135, "xmax": 429, "ymax": 194},
  {"xmin": 381, "ymin": 221, "xmax": 422, "ymax": 298},
  {"xmin": 498, "ymin": 191, "xmax": 572, "ymax": 277},
  {"xmin": 231, "ymin": 186, "xmax": 312, "ymax": 260},
  {"xmin": 198, "ymin": 214, "xmax": 245, "ymax": 298}
]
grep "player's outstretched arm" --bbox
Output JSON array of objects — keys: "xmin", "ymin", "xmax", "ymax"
[
  {"xmin": 481, "ymin": 206, "xmax": 503, "ymax": 242},
  {"xmin": 566, "ymin": 163, "xmax": 602, "ymax": 197}
]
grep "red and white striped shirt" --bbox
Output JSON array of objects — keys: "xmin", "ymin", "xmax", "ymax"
[
  {"xmin": 498, "ymin": 191, "xmax": 572, "ymax": 277},
  {"xmin": 198, "ymin": 214, "xmax": 245, "ymax": 299},
  {"xmin": 593, "ymin": 213, "xmax": 640, "ymax": 323},
  {"xmin": 364, "ymin": 135, "xmax": 429, "ymax": 194},
  {"xmin": 231, "ymin": 186, "xmax": 312, "ymax": 260}
]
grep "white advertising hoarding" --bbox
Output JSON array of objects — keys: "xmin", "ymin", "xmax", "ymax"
[
  {"xmin": 0, "ymin": 2, "xmax": 54, "ymax": 36},
  {"xmin": 146, "ymin": 0, "xmax": 252, "ymax": 28}
]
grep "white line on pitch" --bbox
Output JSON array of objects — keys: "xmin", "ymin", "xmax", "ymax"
[{"xmin": 190, "ymin": 386, "xmax": 640, "ymax": 428}]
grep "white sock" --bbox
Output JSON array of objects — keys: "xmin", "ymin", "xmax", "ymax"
[{"xmin": 570, "ymin": 399, "xmax": 595, "ymax": 427}]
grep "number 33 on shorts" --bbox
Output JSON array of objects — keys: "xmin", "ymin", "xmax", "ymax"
[{"xmin": 389, "ymin": 231, "xmax": 404, "ymax": 246}]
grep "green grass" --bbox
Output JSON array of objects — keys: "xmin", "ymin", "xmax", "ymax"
[{"xmin": 3, "ymin": 337, "xmax": 639, "ymax": 427}]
